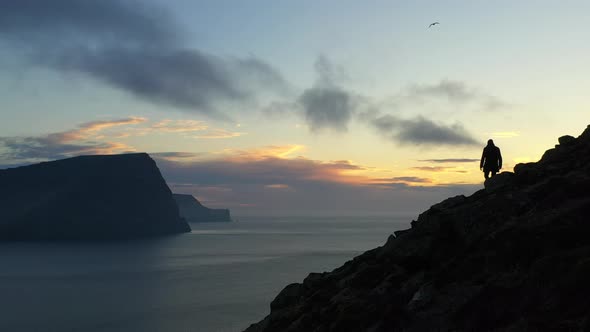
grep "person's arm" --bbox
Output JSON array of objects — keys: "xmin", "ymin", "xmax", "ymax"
[
  {"xmin": 480, "ymin": 149, "xmax": 485, "ymax": 170},
  {"xmin": 498, "ymin": 147, "xmax": 503, "ymax": 169}
]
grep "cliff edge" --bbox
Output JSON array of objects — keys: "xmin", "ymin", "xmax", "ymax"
[
  {"xmin": 244, "ymin": 125, "xmax": 590, "ymax": 332},
  {"xmin": 0, "ymin": 153, "xmax": 191, "ymax": 240}
]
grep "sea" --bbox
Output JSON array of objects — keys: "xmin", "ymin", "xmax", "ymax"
[{"xmin": 0, "ymin": 216, "xmax": 411, "ymax": 332}]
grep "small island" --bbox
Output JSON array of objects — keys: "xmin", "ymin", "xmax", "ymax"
[
  {"xmin": 0, "ymin": 153, "xmax": 191, "ymax": 240},
  {"xmin": 173, "ymin": 194, "xmax": 232, "ymax": 223}
]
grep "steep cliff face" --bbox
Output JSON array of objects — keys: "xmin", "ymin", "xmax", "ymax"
[
  {"xmin": 173, "ymin": 194, "xmax": 232, "ymax": 222},
  {"xmin": 244, "ymin": 125, "xmax": 590, "ymax": 332},
  {"xmin": 0, "ymin": 153, "xmax": 191, "ymax": 240}
]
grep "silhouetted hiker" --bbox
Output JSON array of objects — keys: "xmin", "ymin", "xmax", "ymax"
[{"xmin": 480, "ymin": 139, "xmax": 502, "ymax": 179}]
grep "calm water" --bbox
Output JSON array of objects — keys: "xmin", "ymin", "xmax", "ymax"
[{"xmin": 0, "ymin": 216, "xmax": 410, "ymax": 332}]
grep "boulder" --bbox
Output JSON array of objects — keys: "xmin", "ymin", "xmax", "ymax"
[
  {"xmin": 484, "ymin": 171, "xmax": 514, "ymax": 192},
  {"xmin": 558, "ymin": 135, "xmax": 576, "ymax": 146}
]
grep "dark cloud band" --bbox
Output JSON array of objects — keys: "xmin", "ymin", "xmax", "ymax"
[
  {"xmin": 369, "ymin": 114, "xmax": 479, "ymax": 146},
  {"xmin": 0, "ymin": 0, "xmax": 287, "ymax": 119}
]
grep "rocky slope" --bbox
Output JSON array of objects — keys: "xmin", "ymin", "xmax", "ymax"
[
  {"xmin": 244, "ymin": 125, "xmax": 590, "ymax": 332},
  {"xmin": 173, "ymin": 194, "xmax": 232, "ymax": 222},
  {"xmin": 0, "ymin": 153, "xmax": 191, "ymax": 240}
]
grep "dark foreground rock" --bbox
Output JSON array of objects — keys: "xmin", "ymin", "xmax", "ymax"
[
  {"xmin": 244, "ymin": 125, "xmax": 590, "ymax": 332},
  {"xmin": 0, "ymin": 153, "xmax": 190, "ymax": 240},
  {"xmin": 173, "ymin": 194, "xmax": 232, "ymax": 222}
]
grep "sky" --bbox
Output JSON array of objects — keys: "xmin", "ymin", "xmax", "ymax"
[{"xmin": 0, "ymin": 0, "xmax": 588, "ymax": 216}]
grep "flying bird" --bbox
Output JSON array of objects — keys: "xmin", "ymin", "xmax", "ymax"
[{"xmin": 428, "ymin": 22, "xmax": 440, "ymax": 28}]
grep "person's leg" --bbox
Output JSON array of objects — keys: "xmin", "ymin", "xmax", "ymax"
[
  {"xmin": 484, "ymin": 170, "xmax": 491, "ymax": 179},
  {"xmin": 491, "ymin": 170, "xmax": 497, "ymax": 177}
]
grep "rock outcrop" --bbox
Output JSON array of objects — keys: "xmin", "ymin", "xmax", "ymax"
[
  {"xmin": 244, "ymin": 125, "xmax": 590, "ymax": 332},
  {"xmin": 0, "ymin": 153, "xmax": 191, "ymax": 240},
  {"xmin": 173, "ymin": 194, "xmax": 232, "ymax": 222}
]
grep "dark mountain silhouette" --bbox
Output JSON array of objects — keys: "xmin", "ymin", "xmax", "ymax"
[
  {"xmin": 0, "ymin": 153, "xmax": 190, "ymax": 240},
  {"xmin": 244, "ymin": 125, "xmax": 590, "ymax": 332},
  {"xmin": 173, "ymin": 194, "xmax": 232, "ymax": 222}
]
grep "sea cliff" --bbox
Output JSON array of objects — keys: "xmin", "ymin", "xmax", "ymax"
[{"xmin": 0, "ymin": 153, "xmax": 190, "ymax": 240}]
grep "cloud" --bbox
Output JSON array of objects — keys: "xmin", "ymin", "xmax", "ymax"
[
  {"xmin": 0, "ymin": 114, "xmax": 482, "ymax": 215},
  {"xmin": 149, "ymin": 152, "xmax": 204, "ymax": 162},
  {"xmin": 412, "ymin": 166, "xmax": 468, "ymax": 174},
  {"xmin": 0, "ymin": 138, "xmax": 132, "ymax": 162},
  {"xmin": 0, "ymin": 117, "xmax": 145, "ymax": 162},
  {"xmin": 418, "ymin": 158, "xmax": 480, "ymax": 163},
  {"xmin": 368, "ymin": 114, "xmax": 479, "ymax": 146},
  {"xmin": 193, "ymin": 129, "xmax": 245, "ymax": 139},
  {"xmin": 120, "ymin": 119, "xmax": 243, "ymax": 139},
  {"xmin": 215, "ymin": 145, "xmax": 306, "ymax": 161},
  {"xmin": 280, "ymin": 59, "xmax": 496, "ymax": 143},
  {"xmin": 395, "ymin": 117, "xmax": 479, "ymax": 146},
  {"xmin": 412, "ymin": 166, "xmax": 449, "ymax": 172},
  {"xmin": 261, "ymin": 101, "xmax": 299, "ymax": 118},
  {"xmin": 150, "ymin": 120, "xmax": 208, "ymax": 133},
  {"xmin": 0, "ymin": 0, "xmax": 288, "ymax": 119},
  {"xmin": 407, "ymin": 80, "xmax": 509, "ymax": 111},
  {"xmin": 296, "ymin": 57, "xmax": 358, "ymax": 132},
  {"xmin": 0, "ymin": 0, "xmax": 179, "ymax": 46},
  {"xmin": 151, "ymin": 146, "xmax": 460, "ymax": 192},
  {"xmin": 50, "ymin": 49, "xmax": 287, "ymax": 120},
  {"xmin": 265, "ymin": 184, "xmax": 291, "ymax": 190},
  {"xmin": 371, "ymin": 176, "xmax": 433, "ymax": 184},
  {"xmin": 154, "ymin": 150, "xmax": 368, "ymax": 187},
  {"xmin": 51, "ymin": 117, "xmax": 148, "ymax": 141},
  {"xmin": 313, "ymin": 55, "xmax": 348, "ymax": 86},
  {"xmin": 409, "ymin": 80, "xmax": 474, "ymax": 102},
  {"xmin": 0, "ymin": 118, "xmax": 251, "ymax": 165},
  {"xmin": 299, "ymin": 87, "xmax": 355, "ymax": 132},
  {"xmin": 153, "ymin": 149, "xmax": 481, "ymax": 215}
]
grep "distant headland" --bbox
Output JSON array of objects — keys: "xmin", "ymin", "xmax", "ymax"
[
  {"xmin": 173, "ymin": 193, "xmax": 232, "ymax": 223},
  {"xmin": 0, "ymin": 153, "xmax": 191, "ymax": 240}
]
